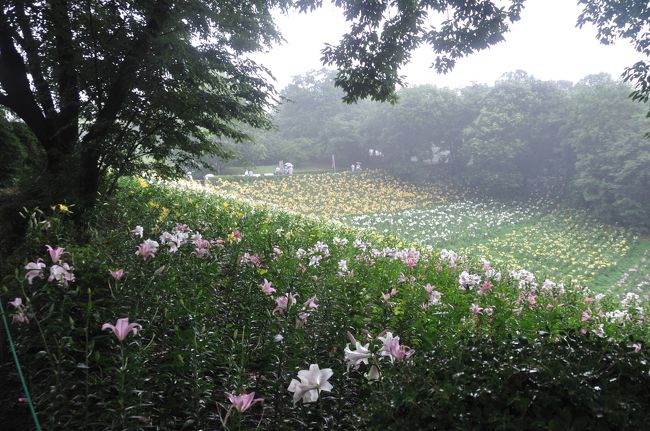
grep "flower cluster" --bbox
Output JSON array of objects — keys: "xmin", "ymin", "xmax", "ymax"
[
  {"xmin": 24, "ymin": 245, "xmax": 75, "ymax": 286},
  {"xmin": 136, "ymin": 239, "xmax": 160, "ymax": 261},
  {"xmin": 8, "ymin": 298, "xmax": 29, "ymax": 324},
  {"xmin": 207, "ymin": 170, "xmax": 444, "ymax": 217},
  {"xmin": 459, "ymin": 270, "xmax": 482, "ymax": 290},
  {"xmin": 159, "ymin": 224, "xmax": 189, "ymax": 253},
  {"xmin": 240, "ymin": 252, "xmax": 262, "ymax": 268},
  {"xmin": 422, "ymin": 284, "xmax": 443, "ymax": 310},
  {"xmin": 343, "ymin": 331, "xmax": 414, "ymax": 384}
]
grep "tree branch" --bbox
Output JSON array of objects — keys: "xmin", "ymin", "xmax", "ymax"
[
  {"xmin": 81, "ymin": 0, "xmax": 172, "ymax": 152},
  {"xmin": 0, "ymin": 8, "xmax": 50, "ymax": 145},
  {"xmin": 13, "ymin": 0, "xmax": 56, "ymax": 117},
  {"xmin": 49, "ymin": 0, "xmax": 80, "ymax": 142}
]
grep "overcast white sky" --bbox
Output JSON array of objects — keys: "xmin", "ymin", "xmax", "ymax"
[{"xmin": 254, "ymin": 0, "xmax": 641, "ymax": 91}]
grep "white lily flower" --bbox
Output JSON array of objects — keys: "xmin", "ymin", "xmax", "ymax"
[
  {"xmin": 365, "ymin": 365, "xmax": 380, "ymax": 381},
  {"xmin": 287, "ymin": 364, "xmax": 333, "ymax": 405},
  {"xmin": 344, "ymin": 342, "xmax": 371, "ymax": 370}
]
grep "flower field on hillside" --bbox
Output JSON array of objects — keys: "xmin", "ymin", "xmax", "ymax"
[
  {"xmin": 346, "ymin": 206, "xmax": 636, "ymax": 289},
  {"xmin": 208, "ymin": 171, "xmax": 446, "ymax": 216},
  {"xmin": 212, "ymin": 171, "xmax": 648, "ymax": 292},
  {"xmin": 3, "ymin": 177, "xmax": 649, "ymax": 429}
]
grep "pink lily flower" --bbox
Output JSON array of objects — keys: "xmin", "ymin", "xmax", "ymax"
[
  {"xmin": 175, "ymin": 223, "xmax": 190, "ymax": 233},
  {"xmin": 193, "ymin": 238, "xmax": 211, "ymax": 258},
  {"xmin": 24, "ymin": 259, "xmax": 46, "ymax": 284},
  {"xmin": 249, "ymin": 254, "xmax": 262, "ymax": 266},
  {"xmin": 471, "ymin": 303, "xmax": 483, "ymax": 315},
  {"xmin": 45, "ymin": 245, "xmax": 66, "ymax": 264},
  {"xmin": 381, "ymin": 288, "xmax": 397, "ymax": 303},
  {"xmin": 102, "ymin": 318, "xmax": 142, "ymax": 341},
  {"xmin": 304, "ymin": 296, "xmax": 318, "ymax": 310},
  {"xmin": 632, "ymin": 343, "xmax": 642, "ymax": 353},
  {"xmin": 295, "ymin": 311, "xmax": 310, "ymax": 327},
  {"xmin": 225, "ymin": 391, "xmax": 264, "ymax": 413},
  {"xmin": 8, "ymin": 298, "xmax": 29, "ymax": 324},
  {"xmin": 240, "ymin": 252, "xmax": 262, "ymax": 267},
  {"xmin": 11, "ymin": 312, "xmax": 29, "ymax": 324},
  {"xmin": 389, "ymin": 341, "xmax": 414, "ymax": 362},
  {"xmin": 135, "ymin": 239, "xmax": 159, "ymax": 261},
  {"xmin": 109, "ymin": 269, "xmax": 125, "ymax": 280},
  {"xmin": 378, "ymin": 331, "xmax": 414, "ymax": 362},
  {"xmin": 48, "ymin": 263, "xmax": 75, "ymax": 286},
  {"xmin": 480, "ymin": 281, "xmax": 493, "ymax": 294},
  {"xmin": 261, "ymin": 279, "xmax": 276, "ymax": 295},
  {"xmin": 273, "ymin": 293, "xmax": 297, "ymax": 315}
]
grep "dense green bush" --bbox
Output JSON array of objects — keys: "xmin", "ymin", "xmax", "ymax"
[{"xmin": 2, "ymin": 178, "xmax": 648, "ymax": 430}]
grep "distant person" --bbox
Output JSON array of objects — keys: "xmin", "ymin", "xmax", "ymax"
[
  {"xmin": 351, "ymin": 164, "xmax": 356, "ymax": 172},
  {"xmin": 355, "ymin": 162, "xmax": 361, "ymax": 171},
  {"xmin": 274, "ymin": 166, "xmax": 281, "ymax": 175}
]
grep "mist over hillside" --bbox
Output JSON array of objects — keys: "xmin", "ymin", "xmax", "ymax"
[{"xmin": 206, "ymin": 70, "xmax": 649, "ymax": 230}]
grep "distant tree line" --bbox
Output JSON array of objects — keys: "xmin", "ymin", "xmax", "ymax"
[{"xmin": 232, "ymin": 70, "xmax": 650, "ymax": 229}]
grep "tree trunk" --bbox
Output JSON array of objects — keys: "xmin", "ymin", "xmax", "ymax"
[
  {"xmin": 79, "ymin": 147, "xmax": 101, "ymax": 210},
  {"xmin": 40, "ymin": 138, "xmax": 78, "ymax": 204}
]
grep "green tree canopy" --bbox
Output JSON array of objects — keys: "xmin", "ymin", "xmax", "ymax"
[
  {"xmin": 0, "ymin": 0, "xmax": 526, "ymax": 210},
  {"xmin": 461, "ymin": 71, "xmax": 569, "ymax": 193},
  {"xmin": 578, "ymin": 0, "xmax": 650, "ymax": 111},
  {"xmin": 564, "ymin": 74, "xmax": 650, "ymax": 227}
]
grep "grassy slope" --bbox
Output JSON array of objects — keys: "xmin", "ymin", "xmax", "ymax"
[
  {"xmin": 212, "ymin": 171, "xmax": 648, "ymax": 293},
  {"xmin": 3, "ymin": 177, "xmax": 649, "ymax": 429},
  {"xmin": 593, "ymin": 238, "xmax": 650, "ymax": 293}
]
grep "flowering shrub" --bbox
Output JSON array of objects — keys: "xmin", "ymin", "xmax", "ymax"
[{"xmin": 1, "ymin": 176, "xmax": 649, "ymax": 429}]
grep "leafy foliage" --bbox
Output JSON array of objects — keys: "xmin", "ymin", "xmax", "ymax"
[
  {"xmin": 1, "ymin": 0, "xmax": 289, "ymax": 207},
  {"xmin": 565, "ymin": 75, "xmax": 650, "ymax": 227},
  {"xmin": 0, "ymin": 0, "xmax": 528, "ymax": 209},
  {"xmin": 577, "ymin": 0, "xmax": 650, "ymax": 109},
  {"xmin": 322, "ymin": 0, "xmax": 525, "ymax": 102},
  {"xmin": 2, "ymin": 177, "xmax": 649, "ymax": 429}
]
